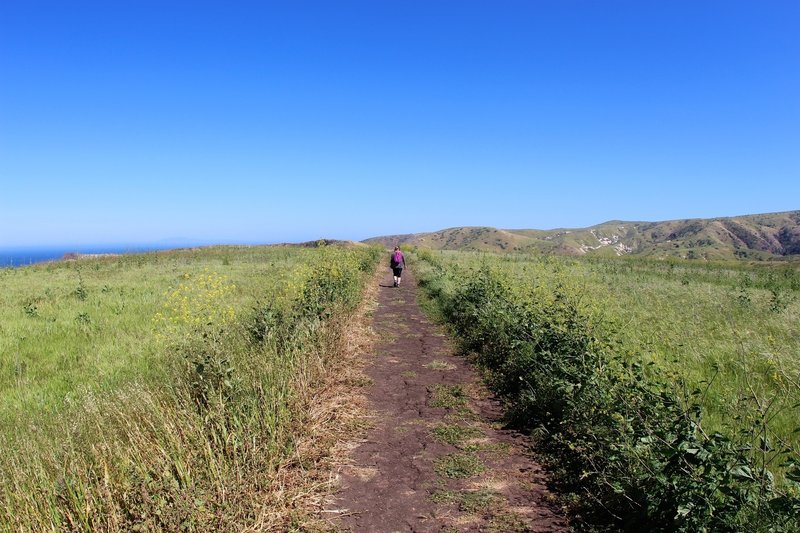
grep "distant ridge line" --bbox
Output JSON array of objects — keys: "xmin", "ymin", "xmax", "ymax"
[{"xmin": 364, "ymin": 210, "xmax": 800, "ymax": 261}]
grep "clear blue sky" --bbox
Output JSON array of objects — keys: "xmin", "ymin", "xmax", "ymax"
[{"xmin": 1, "ymin": 1, "xmax": 798, "ymax": 247}]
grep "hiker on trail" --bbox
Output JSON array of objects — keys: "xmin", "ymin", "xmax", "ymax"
[{"xmin": 390, "ymin": 246, "xmax": 405, "ymax": 287}]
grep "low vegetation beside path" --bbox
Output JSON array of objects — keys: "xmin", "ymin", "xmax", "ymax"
[
  {"xmin": 413, "ymin": 248, "xmax": 800, "ymax": 531},
  {"xmin": 0, "ymin": 245, "xmax": 380, "ymax": 530}
]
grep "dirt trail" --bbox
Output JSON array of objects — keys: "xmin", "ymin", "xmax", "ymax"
[{"xmin": 328, "ymin": 269, "xmax": 566, "ymax": 532}]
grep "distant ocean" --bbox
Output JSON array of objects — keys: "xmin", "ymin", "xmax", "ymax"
[{"xmin": 0, "ymin": 245, "xmax": 178, "ymax": 268}]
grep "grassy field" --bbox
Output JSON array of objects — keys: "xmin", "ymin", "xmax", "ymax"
[
  {"xmin": 417, "ymin": 250, "xmax": 800, "ymax": 447},
  {"xmin": 413, "ymin": 249, "xmax": 800, "ymax": 530},
  {"xmin": 1, "ymin": 247, "xmax": 288, "ymax": 425},
  {"xmin": 575, "ymin": 257, "xmax": 799, "ymax": 441},
  {"xmin": 0, "ymin": 244, "xmax": 379, "ymax": 530}
]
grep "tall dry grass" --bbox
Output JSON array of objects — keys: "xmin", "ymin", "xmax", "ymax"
[{"xmin": 0, "ymin": 245, "xmax": 381, "ymax": 531}]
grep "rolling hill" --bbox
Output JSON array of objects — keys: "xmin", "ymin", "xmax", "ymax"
[{"xmin": 365, "ymin": 210, "xmax": 800, "ymax": 260}]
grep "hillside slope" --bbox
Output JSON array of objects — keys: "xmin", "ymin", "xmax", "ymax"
[{"xmin": 365, "ymin": 210, "xmax": 800, "ymax": 260}]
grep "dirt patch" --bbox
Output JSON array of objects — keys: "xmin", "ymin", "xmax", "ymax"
[{"xmin": 327, "ymin": 269, "xmax": 566, "ymax": 532}]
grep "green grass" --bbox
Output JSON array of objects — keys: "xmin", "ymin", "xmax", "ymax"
[
  {"xmin": 431, "ymin": 423, "xmax": 482, "ymax": 446},
  {"xmin": 551, "ymin": 257, "xmax": 798, "ymax": 445},
  {"xmin": 434, "ymin": 452, "xmax": 485, "ymax": 479},
  {"xmin": 412, "ymin": 248, "xmax": 800, "ymax": 530},
  {"xmin": 0, "ymin": 244, "xmax": 380, "ymax": 530},
  {"xmin": 424, "ymin": 359, "xmax": 456, "ymax": 370},
  {"xmin": 486, "ymin": 510, "xmax": 529, "ymax": 532},
  {"xmin": 430, "ymin": 488, "xmax": 499, "ymax": 513},
  {"xmin": 429, "ymin": 384, "xmax": 468, "ymax": 409},
  {"xmin": 463, "ymin": 442, "xmax": 511, "ymax": 458},
  {"xmin": 431, "ymin": 487, "xmax": 529, "ymax": 532},
  {"xmin": 0, "ymin": 247, "xmax": 302, "ymax": 426},
  {"xmin": 416, "ymin": 250, "xmax": 800, "ymax": 451}
]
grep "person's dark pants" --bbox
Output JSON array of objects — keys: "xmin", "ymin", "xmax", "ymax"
[{"xmin": 392, "ymin": 267, "xmax": 403, "ymax": 286}]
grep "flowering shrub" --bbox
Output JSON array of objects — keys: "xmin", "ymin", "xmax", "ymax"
[
  {"xmin": 154, "ymin": 269, "xmax": 236, "ymax": 344},
  {"xmin": 151, "ymin": 268, "xmax": 241, "ymax": 410},
  {"xmin": 249, "ymin": 247, "xmax": 380, "ymax": 346}
]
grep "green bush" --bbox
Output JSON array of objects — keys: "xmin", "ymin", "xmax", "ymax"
[{"xmin": 417, "ymin": 260, "xmax": 800, "ymax": 531}]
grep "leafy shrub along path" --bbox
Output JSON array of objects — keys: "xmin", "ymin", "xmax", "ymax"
[
  {"xmin": 414, "ymin": 253, "xmax": 800, "ymax": 531},
  {"xmin": 329, "ymin": 269, "xmax": 566, "ymax": 532}
]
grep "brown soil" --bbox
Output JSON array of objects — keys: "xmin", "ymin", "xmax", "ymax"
[{"xmin": 327, "ymin": 269, "xmax": 567, "ymax": 532}]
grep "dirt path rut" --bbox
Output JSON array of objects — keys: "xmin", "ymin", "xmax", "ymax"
[{"xmin": 328, "ymin": 269, "xmax": 567, "ymax": 532}]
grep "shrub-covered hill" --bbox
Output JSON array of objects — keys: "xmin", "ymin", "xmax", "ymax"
[{"xmin": 365, "ymin": 210, "xmax": 800, "ymax": 261}]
